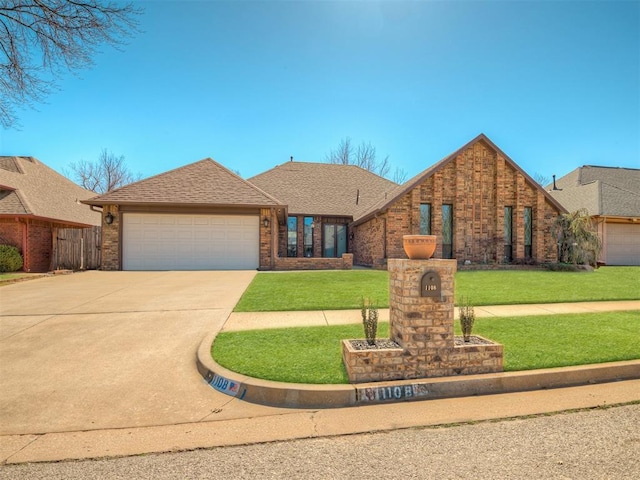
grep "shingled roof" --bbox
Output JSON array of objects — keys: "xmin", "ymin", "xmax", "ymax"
[
  {"xmin": 248, "ymin": 161, "xmax": 398, "ymax": 218},
  {"xmin": 354, "ymin": 134, "xmax": 567, "ymax": 226},
  {"xmin": 0, "ymin": 156, "xmax": 100, "ymax": 226},
  {"xmin": 83, "ymin": 158, "xmax": 283, "ymax": 208},
  {"xmin": 548, "ymin": 165, "xmax": 640, "ymax": 217}
]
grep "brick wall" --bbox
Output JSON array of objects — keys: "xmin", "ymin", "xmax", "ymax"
[
  {"xmin": 259, "ymin": 208, "xmax": 274, "ymax": 270},
  {"xmin": 0, "ymin": 218, "xmax": 23, "ymax": 250},
  {"xmin": 0, "ymin": 218, "xmax": 56, "ymax": 272},
  {"xmin": 352, "ymin": 140, "xmax": 561, "ymax": 266},
  {"xmin": 27, "ymin": 220, "xmax": 52, "ymax": 272},
  {"xmin": 352, "ymin": 216, "xmax": 386, "ymax": 268},
  {"xmin": 274, "ymin": 253, "xmax": 353, "ymax": 270},
  {"xmin": 101, "ymin": 205, "xmax": 120, "ymax": 270}
]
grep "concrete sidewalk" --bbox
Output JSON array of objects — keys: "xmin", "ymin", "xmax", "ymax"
[
  {"xmin": 2, "ymin": 379, "xmax": 639, "ymax": 464},
  {"xmin": 223, "ymin": 300, "xmax": 640, "ymax": 331}
]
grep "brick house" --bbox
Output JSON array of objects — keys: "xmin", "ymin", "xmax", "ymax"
[
  {"xmin": 82, "ymin": 159, "xmax": 285, "ymax": 270},
  {"xmin": 84, "ymin": 134, "xmax": 565, "ymax": 271},
  {"xmin": 351, "ymin": 134, "xmax": 566, "ymax": 267},
  {"xmin": 547, "ymin": 165, "xmax": 640, "ymax": 265},
  {"xmin": 0, "ymin": 156, "xmax": 100, "ymax": 272},
  {"xmin": 248, "ymin": 161, "xmax": 398, "ymax": 270}
]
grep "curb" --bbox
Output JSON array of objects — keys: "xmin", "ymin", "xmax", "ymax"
[{"xmin": 197, "ymin": 332, "xmax": 640, "ymax": 409}]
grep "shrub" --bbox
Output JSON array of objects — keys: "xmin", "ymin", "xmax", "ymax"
[
  {"xmin": 459, "ymin": 297, "xmax": 475, "ymax": 342},
  {"xmin": 361, "ymin": 297, "xmax": 379, "ymax": 346},
  {"xmin": 0, "ymin": 245, "xmax": 23, "ymax": 272}
]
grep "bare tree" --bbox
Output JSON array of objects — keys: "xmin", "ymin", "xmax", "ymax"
[
  {"xmin": 0, "ymin": 1, "xmax": 141, "ymax": 129},
  {"xmin": 69, "ymin": 149, "xmax": 140, "ymax": 194},
  {"xmin": 325, "ymin": 137, "xmax": 353, "ymax": 165},
  {"xmin": 392, "ymin": 166, "xmax": 408, "ymax": 184},
  {"xmin": 325, "ymin": 137, "xmax": 392, "ymax": 178},
  {"xmin": 532, "ymin": 172, "xmax": 550, "ymax": 186}
]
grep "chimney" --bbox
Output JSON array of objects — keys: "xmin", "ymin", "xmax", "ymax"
[
  {"xmin": 290, "ymin": 156, "xmax": 293, "ymax": 162},
  {"xmin": 552, "ymin": 175, "xmax": 558, "ymax": 190},
  {"xmin": 356, "ymin": 189, "xmax": 360, "ymax": 205}
]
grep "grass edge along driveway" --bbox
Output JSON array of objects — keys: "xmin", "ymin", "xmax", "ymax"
[{"xmin": 234, "ymin": 267, "xmax": 640, "ymax": 312}]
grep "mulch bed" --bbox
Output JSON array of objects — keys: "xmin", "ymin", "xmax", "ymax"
[{"xmin": 349, "ymin": 336, "xmax": 496, "ymax": 350}]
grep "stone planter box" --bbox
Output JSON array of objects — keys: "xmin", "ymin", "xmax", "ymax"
[{"xmin": 342, "ymin": 339, "xmax": 405, "ymax": 384}]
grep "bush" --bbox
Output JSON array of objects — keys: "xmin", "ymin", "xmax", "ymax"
[{"xmin": 0, "ymin": 245, "xmax": 24, "ymax": 272}]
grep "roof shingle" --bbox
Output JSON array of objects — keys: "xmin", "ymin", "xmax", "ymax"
[
  {"xmin": 548, "ymin": 165, "xmax": 640, "ymax": 217},
  {"xmin": 83, "ymin": 158, "xmax": 283, "ymax": 207},
  {"xmin": 0, "ymin": 156, "xmax": 100, "ymax": 226},
  {"xmin": 248, "ymin": 162, "xmax": 397, "ymax": 217}
]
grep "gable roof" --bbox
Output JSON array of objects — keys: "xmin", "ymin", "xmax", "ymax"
[
  {"xmin": 547, "ymin": 165, "xmax": 640, "ymax": 217},
  {"xmin": 83, "ymin": 158, "xmax": 284, "ymax": 208},
  {"xmin": 248, "ymin": 161, "xmax": 398, "ymax": 217},
  {"xmin": 0, "ymin": 156, "xmax": 100, "ymax": 226},
  {"xmin": 353, "ymin": 133, "xmax": 567, "ymax": 226}
]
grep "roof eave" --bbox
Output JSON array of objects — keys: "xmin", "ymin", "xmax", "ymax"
[
  {"xmin": 81, "ymin": 199, "xmax": 284, "ymax": 209},
  {"xmin": 0, "ymin": 213, "xmax": 98, "ymax": 228}
]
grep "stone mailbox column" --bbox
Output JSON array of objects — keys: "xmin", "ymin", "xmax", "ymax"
[{"xmin": 388, "ymin": 258, "xmax": 457, "ymax": 379}]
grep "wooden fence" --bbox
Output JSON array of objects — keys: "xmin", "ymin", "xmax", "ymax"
[{"xmin": 52, "ymin": 226, "xmax": 102, "ymax": 271}]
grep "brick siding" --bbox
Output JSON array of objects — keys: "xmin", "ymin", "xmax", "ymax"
[
  {"xmin": 101, "ymin": 205, "xmax": 120, "ymax": 270},
  {"xmin": 273, "ymin": 253, "xmax": 353, "ymax": 270},
  {"xmin": 353, "ymin": 140, "xmax": 561, "ymax": 266},
  {"xmin": 0, "ymin": 217, "xmax": 85, "ymax": 272}
]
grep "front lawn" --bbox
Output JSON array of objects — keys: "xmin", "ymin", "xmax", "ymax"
[
  {"xmin": 235, "ymin": 270, "xmax": 388, "ymax": 312},
  {"xmin": 212, "ymin": 311, "xmax": 640, "ymax": 384},
  {"xmin": 234, "ymin": 267, "xmax": 640, "ymax": 312}
]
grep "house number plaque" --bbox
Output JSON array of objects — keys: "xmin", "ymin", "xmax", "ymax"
[{"xmin": 420, "ymin": 271, "xmax": 441, "ymax": 298}]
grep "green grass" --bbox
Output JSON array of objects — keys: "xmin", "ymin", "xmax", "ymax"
[
  {"xmin": 0, "ymin": 272, "xmax": 36, "ymax": 285},
  {"xmin": 212, "ymin": 311, "xmax": 640, "ymax": 384},
  {"xmin": 458, "ymin": 311, "xmax": 640, "ymax": 371},
  {"xmin": 454, "ymin": 267, "xmax": 640, "ymax": 305},
  {"xmin": 234, "ymin": 270, "xmax": 389, "ymax": 312},
  {"xmin": 214, "ymin": 323, "xmax": 390, "ymax": 384},
  {"xmin": 234, "ymin": 267, "xmax": 640, "ymax": 312}
]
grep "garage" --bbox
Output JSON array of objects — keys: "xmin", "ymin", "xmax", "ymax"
[
  {"xmin": 605, "ymin": 223, "xmax": 640, "ymax": 266},
  {"xmin": 123, "ymin": 213, "xmax": 260, "ymax": 270}
]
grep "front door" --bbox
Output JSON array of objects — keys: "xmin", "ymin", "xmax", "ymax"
[{"xmin": 323, "ymin": 224, "xmax": 347, "ymax": 258}]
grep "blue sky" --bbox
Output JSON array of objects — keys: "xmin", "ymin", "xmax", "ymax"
[{"xmin": 1, "ymin": 0, "xmax": 638, "ymax": 184}]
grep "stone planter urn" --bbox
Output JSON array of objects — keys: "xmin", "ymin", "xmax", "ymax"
[{"xmin": 402, "ymin": 235, "xmax": 437, "ymax": 259}]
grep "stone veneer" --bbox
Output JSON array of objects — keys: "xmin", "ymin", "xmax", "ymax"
[{"xmin": 342, "ymin": 258, "xmax": 503, "ymax": 383}]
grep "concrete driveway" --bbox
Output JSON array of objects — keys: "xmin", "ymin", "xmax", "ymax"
[{"xmin": 0, "ymin": 270, "xmax": 262, "ymax": 435}]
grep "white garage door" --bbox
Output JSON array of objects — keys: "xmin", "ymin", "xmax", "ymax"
[
  {"xmin": 606, "ymin": 223, "xmax": 640, "ymax": 266},
  {"xmin": 123, "ymin": 213, "xmax": 259, "ymax": 270}
]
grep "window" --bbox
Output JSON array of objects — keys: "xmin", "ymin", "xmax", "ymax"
[
  {"xmin": 303, "ymin": 217, "xmax": 314, "ymax": 257},
  {"xmin": 420, "ymin": 203, "xmax": 431, "ymax": 235},
  {"xmin": 442, "ymin": 204, "xmax": 453, "ymax": 259},
  {"xmin": 287, "ymin": 216, "xmax": 297, "ymax": 257},
  {"xmin": 504, "ymin": 206, "xmax": 513, "ymax": 262},
  {"xmin": 524, "ymin": 207, "xmax": 532, "ymax": 259},
  {"xmin": 323, "ymin": 224, "xmax": 347, "ymax": 258}
]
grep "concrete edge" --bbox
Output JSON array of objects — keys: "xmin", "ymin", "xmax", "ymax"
[{"xmin": 197, "ymin": 333, "xmax": 640, "ymax": 409}]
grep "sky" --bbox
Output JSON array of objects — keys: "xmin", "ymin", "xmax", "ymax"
[{"xmin": 1, "ymin": 0, "xmax": 639, "ymax": 185}]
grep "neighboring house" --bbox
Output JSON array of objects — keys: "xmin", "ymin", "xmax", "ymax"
[
  {"xmin": 84, "ymin": 134, "xmax": 566, "ymax": 271},
  {"xmin": 0, "ymin": 156, "xmax": 100, "ymax": 272},
  {"xmin": 82, "ymin": 159, "xmax": 285, "ymax": 270},
  {"xmin": 547, "ymin": 165, "xmax": 640, "ymax": 266}
]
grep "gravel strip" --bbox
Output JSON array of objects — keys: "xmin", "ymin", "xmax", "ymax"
[{"xmin": 2, "ymin": 404, "xmax": 639, "ymax": 479}]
